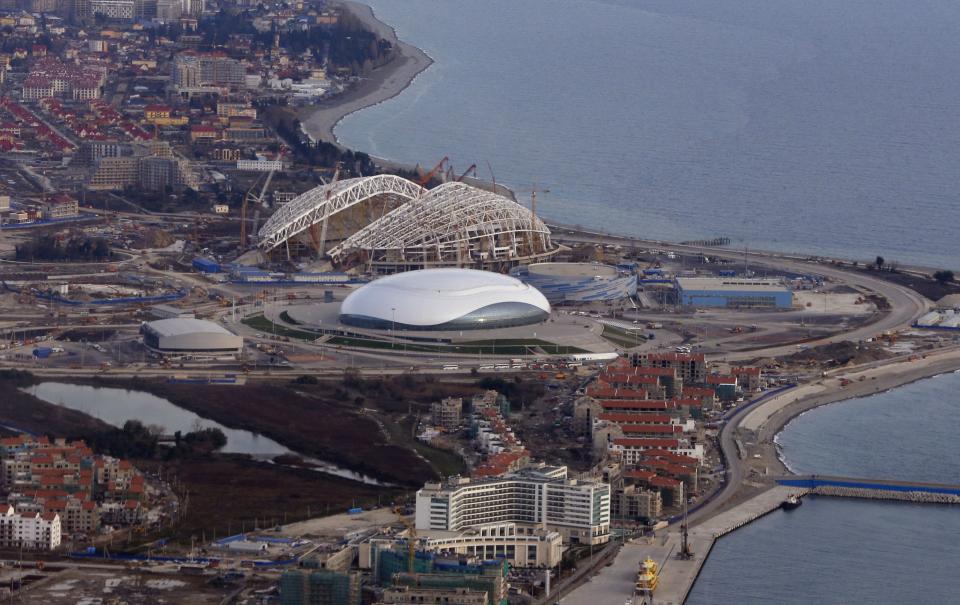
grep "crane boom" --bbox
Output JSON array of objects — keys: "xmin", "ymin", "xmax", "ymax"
[
  {"xmin": 239, "ymin": 152, "xmax": 283, "ymax": 251},
  {"xmin": 456, "ymin": 164, "xmax": 477, "ymax": 182},
  {"xmin": 417, "ymin": 156, "xmax": 449, "ymax": 187}
]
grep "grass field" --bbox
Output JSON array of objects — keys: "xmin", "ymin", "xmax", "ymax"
[
  {"xmin": 600, "ymin": 324, "xmax": 647, "ymax": 348},
  {"xmin": 242, "ymin": 314, "xmax": 319, "ymax": 340}
]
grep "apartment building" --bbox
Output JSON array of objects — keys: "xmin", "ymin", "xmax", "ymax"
[
  {"xmin": 173, "ymin": 52, "xmax": 245, "ymax": 89},
  {"xmin": 415, "ymin": 465, "xmax": 610, "ymax": 546},
  {"xmin": 430, "ymin": 397, "xmax": 462, "ymax": 431},
  {"xmin": 630, "ymin": 352, "xmax": 707, "ymax": 385},
  {"xmin": 0, "ymin": 505, "xmax": 60, "ymax": 550}
]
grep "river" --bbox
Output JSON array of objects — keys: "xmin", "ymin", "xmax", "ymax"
[
  {"xmin": 25, "ymin": 382, "xmax": 386, "ymax": 485},
  {"xmin": 334, "ymin": 0, "xmax": 960, "ymax": 270},
  {"xmin": 686, "ymin": 372, "xmax": 960, "ymax": 603}
]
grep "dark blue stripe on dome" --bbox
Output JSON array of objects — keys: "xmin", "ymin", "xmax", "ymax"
[{"xmin": 340, "ymin": 302, "xmax": 548, "ymax": 331}]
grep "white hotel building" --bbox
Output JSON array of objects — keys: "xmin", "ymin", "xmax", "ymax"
[{"xmin": 415, "ymin": 465, "xmax": 611, "ymax": 546}]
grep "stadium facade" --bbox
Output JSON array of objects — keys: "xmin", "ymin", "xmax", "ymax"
[
  {"xmin": 338, "ymin": 268, "xmax": 550, "ymax": 331},
  {"xmin": 510, "ymin": 262, "xmax": 638, "ymax": 304}
]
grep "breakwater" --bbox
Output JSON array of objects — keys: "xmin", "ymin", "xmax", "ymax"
[
  {"xmin": 776, "ymin": 475, "xmax": 960, "ymax": 504},
  {"xmin": 811, "ymin": 486, "xmax": 960, "ymax": 504}
]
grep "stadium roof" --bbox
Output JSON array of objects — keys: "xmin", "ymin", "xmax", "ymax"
[
  {"xmin": 329, "ymin": 181, "xmax": 554, "ymax": 262},
  {"xmin": 143, "ymin": 318, "xmax": 237, "ymax": 338},
  {"xmin": 257, "ymin": 174, "xmax": 425, "ymax": 252}
]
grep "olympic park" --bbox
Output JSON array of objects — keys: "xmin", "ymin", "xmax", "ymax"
[{"xmin": 220, "ymin": 175, "xmax": 641, "ymax": 360}]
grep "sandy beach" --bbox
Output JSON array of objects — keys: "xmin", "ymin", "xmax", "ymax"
[{"xmin": 300, "ymin": 1, "xmax": 433, "ymax": 148}]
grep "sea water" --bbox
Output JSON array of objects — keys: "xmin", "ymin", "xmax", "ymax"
[{"xmin": 336, "ymin": 0, "xmax": 960, "ymax": 269}]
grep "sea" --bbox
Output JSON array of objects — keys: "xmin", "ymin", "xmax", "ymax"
[
  {"xmin": 686, "ymin": 372, "xmax": 960, "ymax": 603},
  {"xmin": 334, "ymin": 3, "xmax": 960, "ymax": 600},
  {"xmin": 335, "ymin": 0, "xmax": 960, "ymax": 269}
]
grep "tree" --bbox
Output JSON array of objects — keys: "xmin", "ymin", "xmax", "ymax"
[
  {"xmin": 934, "ymin": 270, "xmax": 955, "ymax": 285},
  {"xmin": 875, "ymin": 256, "xmax": 885, "ymax": 270}
]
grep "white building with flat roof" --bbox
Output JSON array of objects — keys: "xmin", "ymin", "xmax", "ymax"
[
  {"xmin": 415, "ymin": 465, "xmax": 610, "ymax": 546},
  {"xmin": 414, "ymin": 522, "xmax": 564, "ymax": 568}
]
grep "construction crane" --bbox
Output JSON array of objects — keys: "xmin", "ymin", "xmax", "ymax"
[
  {"xmin": 416, "ymin": 156, "xmax": 449, "ymax": 187},
  {"xmin": 455, "ymin": 164, "xmax": 477, "ymax": 182},
  {"xmin": 313, "ymin": 164, "xmax": 340, "ymax": 257},
  {"xmin": 395, "ymin": 509, "xmax": 418, "ymax": 574},
  {"xmin": 239, "ymin": 153, "xmax": 282, "ymax": 250}
]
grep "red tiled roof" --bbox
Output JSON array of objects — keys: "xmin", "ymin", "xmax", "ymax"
[
  {"xmin": 612, "ymin": 438, "xmax": 680, "ymax": 448},
  {"xmin": 600, "ymin": 400, "xmax": 672, "ymax": 411},
  {"xmin": 649, "ymin": 475, "xmax": 682, "ymax": 488},
  {"xmin": 597, "ymin": 413, "xmax": 671, "ymax": 424},
  {"xmin": 621, "ymin": 424, "xmax": 683, "ymax": 435}
]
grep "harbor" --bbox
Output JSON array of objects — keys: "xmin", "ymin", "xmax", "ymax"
[{"xmin": 563, "ymin": 472, "xmax": 960, "ymax": 605}]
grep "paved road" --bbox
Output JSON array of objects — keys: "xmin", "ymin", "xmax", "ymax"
[{"xmin": 552, "ymin": 229, "xmax": 931, "ymax": 361}]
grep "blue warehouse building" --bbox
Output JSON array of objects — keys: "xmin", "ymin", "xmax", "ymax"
[{"xmin": 676, "ymin": 277, "xmax": 792, "ymax": 309}]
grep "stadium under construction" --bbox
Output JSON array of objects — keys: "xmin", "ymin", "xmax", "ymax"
[{"xmin": 256, "ymin": 176, "xmax": 558, "ymax": 273}]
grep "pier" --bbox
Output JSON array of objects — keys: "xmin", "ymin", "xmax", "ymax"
[
  {"xmin": 562, "ymin": 485, "xmax": 804, "ymax": 605},
  {"xmin": 563, "ymin": 474, "xmax": 960, "ymax": 605}
]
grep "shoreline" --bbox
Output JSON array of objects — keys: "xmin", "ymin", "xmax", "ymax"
[
  {"xmin": 300, "ymin": 1, "xmax": 433, "ymax": 151},
  {"xmin": 742, "ymin": 345, "xmax": 960, "ymax": 477}
]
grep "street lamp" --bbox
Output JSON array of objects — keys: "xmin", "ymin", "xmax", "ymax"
[{"xmin": 391, "ymin": 307, "xmax": 396, "ymax": 350}]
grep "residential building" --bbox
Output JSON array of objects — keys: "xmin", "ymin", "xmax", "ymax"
[
  {"xmin": 631, "ymin": 352, "xmax": 707, "ymax": 385},
  {"xmin": 379, "ymin": 587, "xmax": 488, "ymax": 605},
  {"xmin": 0, "ymin": 505, "xmax": 60, "ymax": 550},
  {"xmin": 430, "ymin": 397, "xmax": 462, "ymax": 431},
  {"xmin": 173, "ymin": 52, "xmax": 245, "ymax": 89},
  {"xmin": 610, "ymin": 483, "xmax": 662, "ymax": 522},
  {"xmin": 43, "ymin": 194, "xmax": 79, "ymax": 219},
  {"xmin": 0, "ymin": 436, "xmax": 145, "ymax": 536},
  {"xmin": 415, "ymin": 464, "xmax": 610, "ymax": 546},
  {"xmin": 279, "ymin": 569, "xmax": 361, "ymax": 605}
]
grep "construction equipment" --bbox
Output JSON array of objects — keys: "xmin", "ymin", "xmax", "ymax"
[
  {"xmin": 395, "ymin": 509, "xmax": 418, "ymax": 574},
  {"xmin": 416, "ymin": 156, "xmax": 449, "ymax": 187},
  {"xmin": 455, "ymin": 163, "xmax": 477, "ymax": 182},
  {"xmin": 240, "ymin": 152, "xmax": 283, "ymax": 250}
]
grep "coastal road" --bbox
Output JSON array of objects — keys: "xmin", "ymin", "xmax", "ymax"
[{"xmin": 551, "ymin": 228, "xmax": 931, "ymax": 360}]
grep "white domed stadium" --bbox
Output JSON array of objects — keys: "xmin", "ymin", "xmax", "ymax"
[{"xmin": 339, "ymin": 269, "xmax": 551, "ymax": 331}]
